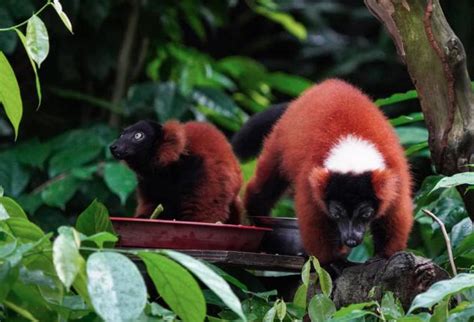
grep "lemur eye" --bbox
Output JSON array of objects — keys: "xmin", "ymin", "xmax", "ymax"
[
  {"xmin": 361, "ymin": 208, "xmax": 374, "ymax": 219},
  {"xmin": 134, "ymin": 132, "xmax": 145, "ymax": 141}
]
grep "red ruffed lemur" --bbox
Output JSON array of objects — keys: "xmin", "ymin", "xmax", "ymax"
[
  {"xmin": 110, "ymin": 120, "xmax": 243, "ymax": 224},
  {"xmin": 232, "ymin": 79, "xmax": 413, "ymax": 264}
]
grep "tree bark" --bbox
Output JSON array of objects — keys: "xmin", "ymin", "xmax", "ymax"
[
  {"xmin": 364, "ymin": 0, "xmax": 474, "ymax": 217},
  {"xmin": 331, "ymin": 252, "xmax": 449, "ymax": 310}
]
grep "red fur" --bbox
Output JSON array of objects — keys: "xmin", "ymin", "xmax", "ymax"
[
  {"xmin": 138, "ymin": 121, "xmax": 243, "ymax": 224},
  {"xmin": 244, "ymin": 79, "xmax": 413, "ymax": 263},
  {"xmin": 155, "ymin": 121, "xmax": 187, "ymax": 167}
]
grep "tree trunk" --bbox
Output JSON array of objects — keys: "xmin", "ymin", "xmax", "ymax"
[
  {"xmin": 364, "ymin": 0, "xmax": 474, "ymax": 217},
  {"xmin": 331, "ymin": 252, "xmax": 449, "ymax": 310}
]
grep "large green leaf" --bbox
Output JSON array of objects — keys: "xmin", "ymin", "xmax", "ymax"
[
  {"xmin": 48, "ymin": 142, "xmax": 102, "ymax": 177},
  {"xmin": 380, "ymin": 292, "xmax": 404, "ymax": 320},
  {"xmin": 192, "ymin": 87, "xmax": 242, "ymax": 119},
  {"xmin": 139, "ymin": 252, "xmax": 206, "ymax": 322},
  {"xmin": 266, "ymin": 72, "xmax": 312, "ymax": 96},
  {"xmin": 430, "ymin": 173, "xmax": 474, "ymax": 194},
  {"xmin": 163, "ymin": 250, "xmax": 246, "ymax": 321},
  {"xmin": 52, "ymin": 0, "xmax": 74, "ymax": 33},
  {"xmin": 75, "ymin": 199, "xmax": 115, "ymax": 236},
  {"xmin": 40, "ymin": 175, "xmax": 80, "ymax": 209},
  {"xmin": 2, "ymin": 217, "xmax": 44, "ymax": 243},
  {"xmin": 396, "ymin": 127, "xmax": 428, "ymax": 146},
  {"xmin": 0, "ymin": 51, "xmax": 22, "ymax": 139},
  {"xmin": 311, "ymin": 257, "xmax": 333, "ymax": 297},
  {"xmin": 87, "ymin": 252, "xmax": 147, "ymax": 322},
  {"xmin": 254, "ymin": 7, "xmax": 307, "ymax": 40},
  {"xmin": 80, "ymin": 232, "xmax": 118, "ymax": 249},
  {"xmin": 308, "ymin": 294, "xmax": 336, "ymax": 322},
  {"xmin": 409, "ymin": 274, "xmax": 474, "ymax": 313},
  {"xmin": 53, "ymin": 226, "xmax": 82, "ymax": 290},
  {"xmin": 11, "ymin": 138, "xmax": 50, "ymax": 168},
  {"xmin": 0, "ymin": 196, "xmax": 27, "ymax": 220},
  {"xmin": 126, "ymin": 82, "xmax": 191, "ymax": 121},
  {"xmin": 375, "ymin": 89, "xmax": 418, "ymax": 107},
  {"xmin": 103, "ymin": 162, "xmax": 137, "ymax": 205},
  {"xmin": 0, "ymin": 152, "xmax": 30, "ymax": 197},
  {"xmin": 15, "ymin": 29, "xmax": 42, "ymax": 108},
  {"xmin": 26, "ymin": 15, "xmax": 49, "ymax": 67}
]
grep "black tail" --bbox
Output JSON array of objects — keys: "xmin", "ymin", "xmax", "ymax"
[{"xmin": 231, "ymin": 103, "xmax": 289, "ymax": 161}]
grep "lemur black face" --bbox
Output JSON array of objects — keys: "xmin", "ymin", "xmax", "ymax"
[
  {"xmin": 110, "ymin": 120, "xmax": 162, "ymax": 161},
  {"xmin": 324, "ymin": 172, "xmax": 379, "ymax": 248}
]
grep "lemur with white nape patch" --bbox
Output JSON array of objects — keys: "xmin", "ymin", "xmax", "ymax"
[{"xmin": 232, "ymin": 79, "xmax": 413, "ymax": 264}]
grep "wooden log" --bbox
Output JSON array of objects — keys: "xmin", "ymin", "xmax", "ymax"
[{"xmin": 332, "ymin": 252, "xmax": 449, "ymax": 309}]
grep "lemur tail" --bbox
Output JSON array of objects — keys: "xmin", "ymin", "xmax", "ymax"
[{"xmin": 231, "ymin": 103, "xmax": 288, "ymax": 161}]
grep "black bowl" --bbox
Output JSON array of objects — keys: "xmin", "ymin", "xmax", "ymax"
[{"xmin": 251, "ymin": 216, "xmax": 306, "ymax": 256}]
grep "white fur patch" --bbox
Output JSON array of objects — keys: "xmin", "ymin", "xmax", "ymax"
[{"xmin": 323, "ymin": 135, "xmax": 385, "ymax": 174}]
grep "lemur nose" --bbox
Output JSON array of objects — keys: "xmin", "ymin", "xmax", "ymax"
[
  {"xmin": 345, "ymin": 239, "xmax": 358, "ymax": 247},
  {"xmin": 110, "ymin": 144, "xmax": 117, "ymax": 152}
]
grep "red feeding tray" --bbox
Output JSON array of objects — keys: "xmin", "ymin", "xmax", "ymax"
[{"xmin": 111, "ymin": 217, "xmax": 272, "ymax": 252}]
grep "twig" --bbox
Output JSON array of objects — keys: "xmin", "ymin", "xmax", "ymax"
[
  {"xmin": 422, "ymin": 209, "xmax": 457, "ymax": 276},
  {"xmin": 0, "ymin": 1, "xmax": 51, "ymax": 31},
  {"xmin": 108, "ymin": 0, "xmax": 140, "ymax": 127}
]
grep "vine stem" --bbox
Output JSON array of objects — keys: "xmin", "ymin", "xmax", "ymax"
[
  {"xmin": 0, "ymin": 1, "xmax": 52, "ymax": 32},
  {"xmin": 422, "ymin": 209, "xmax": 457, "ymax": 276}
]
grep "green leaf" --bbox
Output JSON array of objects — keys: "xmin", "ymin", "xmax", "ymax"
[
  {"xmin": 149, "ymin": 204, "xmax": 164, "ymax": 219},
  {"xmin": 448, "ymin": 303, "xmax": 474, "ymax": 322},
  {"xmin": 380, "ymin": 292, "xmax": 404, "ymax": 320},
  {"xmin": 48, "ymin": 142, "xmax": 102, "ymax": 177},
  {"xmin": 409, "ymin": 273, "xmax": 474, "ymax": 313},
  {"xmin": 430, "ymin": 173, "xmax": 474, "ymax": 194},
  {"xmin": 80, "ymin": 231, "xmax": 118, "ymax": 248},
  {"xmin": 76, "ymin": 199, "xmax": 115, "ymax": 236},
  {"xmin": 301, "ymin": 259, "xmax": 311, "ymax": 286},
  {"xmin": 52, "ymin": 0, "xmax": 73, "ymax": 33},
  {"xmin": 263, "ymin": 306, "xmax": 276, "ymax": 322},
  {"xmin": 308, "ymin": 294, "xmax": 336, "ymax": 322},
  {"xmin": 14, "ymin": 29, "xmax": 42, "ymax": 108},
  {"xmin": 103, "ymin": 162, "xmax": 138, "ymax": 205},
  {"xmin": 275, "ymin": 299, "xmax": 286, "ymax": 321},
  {"xmin": 375, "ymin": 89, "xmax": 418, "ymax": 107},
  {"xmin": 41, "ymin": 175, "xmax": 80, "ymax": 209},
  {"xmin": 396, "ymin": 127, "xmax": 428, "ymax": 146},
  {"xmin": 87, "ymin": 252, "xmax": 147, "ymax": 322},
  {"xmin": 0, "ymin": 152, "xmax": 30, "ymax": 197},
  {"xmin": 26, "ymin": 15, "xmax": 49, "ymax": 67},
  {"xmin": 72, "ymin": 256, "xmax": 91, "ymax": 306},
  {"xmin": 192, "ymin": 87, "xmax": 242, "ymax": 119},
  {"xmin": 450, "ymin": 218, "xmax": 472, "ymax": 249},
  {"xmin": 139, "ymin": 252, "xmax": 206, "ymax": 322},
  {"xmin": 0, "ymin": 261, "xmax": 19, "ymax": 302},
  {"xmin": 163, "ymin": 250, "xmax": 247, "ymax": 321},
  {"xmin": 390, "ymin": 112, "xmax": 424, "ymax": 127},
  {"xmin": 254, "ymin": 7, "xmax": 307, "ymax": 40},
  {"xmin": 53, "ymin": 226, "xmax": 82, "ymax": 290},
  {"xmin": 11, "ymin": 138, "xmax": 50, "ymax": 168},
  {"xmin": 126, "ymin": 82, "xmax": 191, "ymax": 121},
  {"xmin": 331, "ymin": 301, "xmax": 378, "ymax": 320},
  {"xmin": 266, "ymin": 72, "xmax": 312, "ymax": 96},
  {"xmin": 0, "ymin": 51, "xmax": 22, "ymax": 139},
  {"xmin": 311, "ymin": 257, "xmax": 333, "ymax": 297},
  {"xmin": 4, "ymin": 300, "xmax": 39, "ymax": 322},
  {"xmin": 0, "ymin": 196, "xmax": 27, "ymax": 220},
  {"xmin": 293, "ymin": 284, "xmax": 308, "ymax": 310},
  {"xmin": 2, "ymin": 217, "xmax": 44, "ymax": 243},
  {"xmin": 431, "ymin": 299, "xmax": 448, "ymax": 322}
]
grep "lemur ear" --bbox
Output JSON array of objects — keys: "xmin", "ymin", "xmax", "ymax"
[
  {"xmin": 308, "ymin": 167, "xmax": 330, "ymax": 210},
  {"xmin": 372, "ymin": 169, "xmax": 400, "ymax": 215},
  {"xmin": 147, "ymin": 120, "xmax": 163, "ymax": 135}
]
